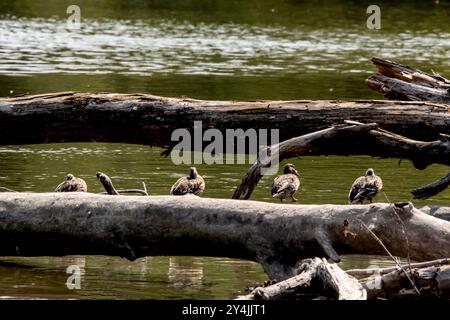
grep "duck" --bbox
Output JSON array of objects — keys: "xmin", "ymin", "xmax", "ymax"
[
  {"xmin": 170, "ymin": 167, "xmax": 205, "ymax": 196},
  {"xmin": 271, "ymin": 163, "xmax": 300, "ymax": 203},
  {"xmin": 348, "ymin": 168, "xmax": 383, "ymax": 204},
  {"xmin": 96, "ymin": 172, "xmax": 119, "ymax": 195},
  {"xmin": 55, "ymin": 174, "xmax": 87, "ymax": 192}
]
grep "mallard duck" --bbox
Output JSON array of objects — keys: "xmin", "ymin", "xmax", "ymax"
[
  {"xmin": 271, "ymin": 163, "xmax": 300, "ymax": 203},
  {"xmin": 348, "ymin": 168, "xmax": 383, "ymax": 204},
  {"xmin": 96, "ymin": 172, "xmax": 119, "ymax": 195},
  {"xmin": 55, "ymin": 174, "xmax": 87, "ymax": 192},
  {"xmin": 170, "ymin": 167, "xmax": 205, "ymax": 196}
]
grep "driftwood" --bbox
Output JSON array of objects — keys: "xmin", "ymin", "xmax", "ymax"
[
  {"xmin": 412, "ymin": 171, "xmax": 450, "ymax": 200},
  {"xmin": 361, "ymin": 264, "xmax": 450, "ymax": 299},
  {"xmin": 241, "ymin": 258, "xmax": 450, "ymax": 300},
  {"xmin": 238, "ymin": 258, "xmax": 366, "ymax": 300},
  {"xmin": 0, "ymin": 92, "xmax": 449, "ymax": 147},
  {"xmin": 366, "ymin": 57, "xmax": 450, "ymax": 104},
  {"xmin": 2, "ymin": 193, "xmax": 450, "ymax": 280},
  {"xmin": 233, "ymin": 121, "xmax": 450, "ymax": 200}
]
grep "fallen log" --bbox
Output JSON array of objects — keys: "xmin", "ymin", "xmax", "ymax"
[
  {"xmin": 238, "ymin": 258, "xmax": 366, "ymax": 300},
  {"xmin": 233, "ymin": 121, "xmax": 450, "ymax": 200},
  {"xmin": 411, "ymin": 170, "xmax": 450, "ymax": 200},
  {"xmin": 0, "ymin": 92, "xmax": 449, "ymax": 147},
  {"xmin": 241, "ymin": 258, "xmax": 450, "ymax": 300},
  {"xmin": 361, "ymin": 264, "xmax": 450, "ymax": 299},
  {"xmin": 2, "ymin": 193, "xmax": 450, "ymax": 280},
  {"xmin": 366, "ymin": 57, "xmax": 450, "ymax": 104}
]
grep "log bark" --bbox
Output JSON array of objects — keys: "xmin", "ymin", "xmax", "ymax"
[
  {"xmin": 2, "ymin": 193, "xmax": 450, "ymax": 280},
  {"xmin": 233, "ymin": 121, "xmax": 450, "ymax": 200},
  {"xmin": 366, "ymin": 57, "xmax": 450, "ymax": 104},
  {"xmin": 0, "ymin": 92, "xmax": 449, "ymax": 147},
  {"xmin": 238, "ymin": 258, "xmax": 366, "ymax": 300}
]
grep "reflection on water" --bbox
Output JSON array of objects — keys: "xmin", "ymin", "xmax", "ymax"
[
  {"xmin": 1, "ymin": 18, "xmax": 448, "ymax": 78},
  {"xmin": 168, "ymin": 257, "xmax": 204, "ymax": 289},
  {"xmin": 0, "ymin": 1, "xmax": 448, "ymax": 99},
  {"xmin": 0, "ymin": 143, "xmax": 449, "ymax": 299}
]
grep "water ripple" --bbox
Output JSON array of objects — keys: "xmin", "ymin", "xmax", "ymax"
[{"xmin": 1, "ymin": 17, "xmax": 448, "ymax": 76}]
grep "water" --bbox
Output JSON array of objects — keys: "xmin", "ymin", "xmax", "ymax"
[
  {"xmin": 0, "ymin": 0, "xmax": 448, "ymax": 100},
  {"xmin": 0, "ymin": 144, "xmax": 449, "ymax": 299},
  {"xmin": 0, "ymin": 0, "xmax": 449, "ymax": 299}
]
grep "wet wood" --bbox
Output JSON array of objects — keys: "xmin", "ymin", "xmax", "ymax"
[
  {"xmin": 233, "ymin": 121, "xmax": 450, "ymax": 200},
  {"xmin": 0, "ymin": 92, "xmax": 449, "ymax": 147},
  {"xmin": 2, "ymin": 193, "xmax": 450, "ymax": 280},
  {"xmin": 238, "ymin": 258, "xmax": 366, "ymax": 300},
  {"xmin": 366, "ymin": 57, "xmax": 450, "ymax": 104}
]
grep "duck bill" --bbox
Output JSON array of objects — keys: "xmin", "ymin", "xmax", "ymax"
[{"xmin": 293, "ymin": 170, "xmax": 300, "ymax": 177}]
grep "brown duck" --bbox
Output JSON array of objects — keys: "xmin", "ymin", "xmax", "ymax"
[
  {"xmin": 271, "ymin": 163, "xmax": 300, "ymax": 203},
  {"xmin": 55, "ymin": 174, "xmax": 87, "ymax": 192},
  {"xmin": 348, "ymin": 168, "xmax": 383, "ymax": 204},
  {"xmin": 170, "ymin": 167, "xmax": 205, "ymax": 196}
]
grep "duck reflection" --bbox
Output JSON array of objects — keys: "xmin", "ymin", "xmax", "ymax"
[{"xmin": 168, "ymin": 257, "xmax": 204, "ymax": 289}]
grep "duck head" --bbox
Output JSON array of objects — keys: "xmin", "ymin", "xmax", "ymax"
[
  {"xmin": 189, "ymin": 167, "xmax": 198, "ymax": 179},
  {"xmin": 283, "ymin": 163, "xmax": 299, "ymax": 177},
  {"xmin": 66, "ymin": 174, "xmax": 75, "ymax": 180},
  {"xmin": 365, "ymin": 168, "xmax": 375, "ymax": 176}
]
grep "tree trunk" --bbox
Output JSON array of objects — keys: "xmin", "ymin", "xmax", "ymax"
[
  {"xmin": 233, "ymin": 121, "xmax": 450, "ymax": 200},
  {"xmin": 2, "ymin": 193, "xmax": 450, "ymax": 280},
  {"xmin": 0, "ymin": 92, "xmax": 449, "ymax": 147},
  {"xmin": 366, "ymin": 57, "xmax": 450, "ymax": 104}
]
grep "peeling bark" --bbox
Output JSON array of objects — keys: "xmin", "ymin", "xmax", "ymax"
[{"xmin": 366, "ymin": 57, "xmax": 450, "ymax": 104}]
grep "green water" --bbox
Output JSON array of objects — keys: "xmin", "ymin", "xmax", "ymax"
[
  {"xmin": 0, "ymin": 0, "xmax": 449, "ymax": 299},
  {"xmin": 0, "ymin": 144, "xmax": 449, "ymax": 299}
]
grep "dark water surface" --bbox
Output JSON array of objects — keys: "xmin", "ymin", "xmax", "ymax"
[{"xmin": 0, "ymin": 0, "xmax": 449, "ymax": 299}]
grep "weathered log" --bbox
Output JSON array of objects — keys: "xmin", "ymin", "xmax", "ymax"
[
  {"xmin": 366, "ymin": 57, "xmax": 450, "ymax": 104},
  {"xmin": 361, "ymin": 264, "xmax": 450, "ymax": 299},
  {"xmin": 238, "ymin": 258, "xmax": 366, "ymax": 300},
  {"xmin": 0, "ymin": 92, "xmax": 449, "ymax": 147},
  {"xmin": 2, "ymin": 193, "xmax": 450, "ymax": 280},
  {"xmin": 412, "ymin": 170, "xmax": 450, "ymax": 200},
  {"xmin": 242, "ymin": 258, "xmax": 450, "ymax": 300},
  {"xmin": 233, "ymin": 121, "xmax": 450, "ymax": 200}
]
